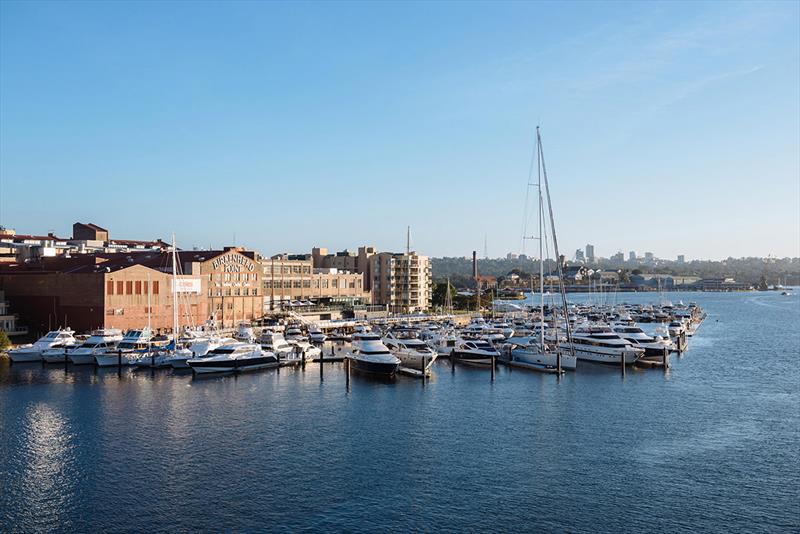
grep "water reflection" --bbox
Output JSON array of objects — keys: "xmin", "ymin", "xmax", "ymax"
[{"xmin": 20, "ymin": 403, "xmax": 75, "ymax": 529}]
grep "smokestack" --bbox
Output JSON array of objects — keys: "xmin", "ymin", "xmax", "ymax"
[{"xmin": 472, "ymin": 251, "xmax": 478, "ymax": 279}]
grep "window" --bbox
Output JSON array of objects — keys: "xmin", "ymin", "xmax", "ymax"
[
  {"xmin": 152, "ymin": 281, "xmax": 159, "ymax": 294},
  {"xmin": 107, "ymin": 281, "xmax": 114, "ymax": 295},
  {"xmin": 252, "ymin": 289, "xmax": 257, "ymax": 296},
  {"xmin": 117, "ymin": 281, "xmax": 124, "ymax": 294},
  {"xmin": 264, "ymin": 281, "xmax": 272, "ymax": 288},
  {"xmin": 332, "ymin": 280, "xmax": 338, "ymax": 288},
  {"xmin": 235, "ymin": 288, "xmax": 240, "ymax": 296},
  {"xmin": 225, "ymin": 288, "xmax": 231, "ymax": 296},
  {"xmin": 302, "ymin": 280, "xmax": 311, "ymax": 288},
  {"xmin": 243, "ymin": 288, "xmax": 249, "ymax": 296},
  {"xmin": 135, "ymin": 281, "xmax": 142, "ymax": 295},
  {"xmin": 126, "ymin": 281, "xmax": 133, "ymax": 295},
  {"xmin": 293, "ymin": 281, "xmax": 301, "ymax": 288}
]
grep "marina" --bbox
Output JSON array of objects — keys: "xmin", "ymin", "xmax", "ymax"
[{"xmin": 0, "ymin": 290, "xmax": 797, "ymax": 532}]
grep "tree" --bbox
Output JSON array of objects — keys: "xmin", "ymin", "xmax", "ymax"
[
  {"xmin": 0, "ymin": 330, "xmax": 10, "ymax": 351},
  {"xmin": 432, "ymin": 281, "xmax": 457, "ymax": 307}
]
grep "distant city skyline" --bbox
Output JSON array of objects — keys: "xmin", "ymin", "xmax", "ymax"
[{"xmin": 1, "ymin": 1, "xmax": 798, "ymax": 260}]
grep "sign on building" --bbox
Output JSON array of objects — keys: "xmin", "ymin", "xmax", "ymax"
[{"xmin": 172, "ymin": 278, "xmax": 202, "ymax": 294}]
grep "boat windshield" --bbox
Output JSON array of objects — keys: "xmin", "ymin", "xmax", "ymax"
[{"xmin": 210, "ymin": 348, "xmax": 236, "ymax": 355}]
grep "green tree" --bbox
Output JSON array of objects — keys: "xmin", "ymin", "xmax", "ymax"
[
  {"xmin": 0, "ymin": 330, "xmax": 10, "ymax": 351},
  {"xmin": 432, "ymin": 281, "xmax": 457, "ymax": 307}
]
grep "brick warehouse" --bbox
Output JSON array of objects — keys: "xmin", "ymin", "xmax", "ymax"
[{"xmin": 0, "ymin": 247, "xmax": 261, "ymax": 336}]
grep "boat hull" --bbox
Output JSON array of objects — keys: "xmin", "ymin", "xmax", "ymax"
[
  {"xmin": 8, "ymin": 350, "xmax": 42, "ymax": 363},
  {"xmin": 188, "ymin": 356, "xmax": 279, "ymax": 374},
  {"xmin": 69, "ymin": 353, "xmax": 97, "ymax": 365},
  {"xmin": 511, "ymin": 349, "xmax": 577, "ymax": 371},
  {"xmin": 396, "ymin": 352, "xmax": 438, "ymax": 371},
  {"xmin": 95, "ymin": 353, "xmax": 141, "ymax": 367},
  {"xmin": 348, "ymin": 357, "xmax": 399, "ymax": 376},
  {"xmin": 452, "ymin": 351, "xmax": 495, "ymax": 366},
  {"xmin": 562, "ymin": 345, "xmax": 639, "ymax": 364}
]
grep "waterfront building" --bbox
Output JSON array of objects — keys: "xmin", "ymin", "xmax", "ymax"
[
  {"xmin": 629, "ymin": 251, "xmax": 636, "ymax": 262},
  {"xmin": 0, "ymin": 247, "xmax": 261, "ymax": 335},
  {"xmin": 0, "ymin": 223, "xmax": 169, "ymax": 264},
  {"xmin": 370, "ymin": 251, "xmax": 432, "ymax": 313},
  {"xmin": 644, "ymin": 252, "xmax": 655, "ymax": 264},
  {"xmin": 575, "ymin": 249, "xmax": 585, "ymax": 262},
  {"xmin": 610, "ymin": 251, "xmax": 624, "ymax": 263},
  {"xmin": 312, "ymin": 246, "xmax": 376, "ymax": 286},
  {"xmin": 0, "ymin": 290, "xmax": 27, "ymax": 336},
  {"xmin": 262, "ymin": 254, "xmax": 370, "ymax": 308},
  {"xmin": 677, "ymin": 254, "xmax": 686, "ymax": 263}
]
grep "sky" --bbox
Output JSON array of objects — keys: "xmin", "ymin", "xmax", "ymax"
[{"xmin": 1, "ymin": 1, "xmax": 798, "ymax": 261}]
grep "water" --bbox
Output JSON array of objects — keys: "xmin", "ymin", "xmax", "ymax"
[{"xmin": 1, "ymin": 291, "xmax": 798, "ymax": 532}]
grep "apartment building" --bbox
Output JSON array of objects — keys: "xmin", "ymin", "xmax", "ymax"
[{"xmin": 369, "ymin": 251, "xmax": 431, "ymax": 313}]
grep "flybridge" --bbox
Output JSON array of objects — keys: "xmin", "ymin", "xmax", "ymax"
[{"xmin": 212, "ymin": 253, "xmax": 256, "ymax": 272}]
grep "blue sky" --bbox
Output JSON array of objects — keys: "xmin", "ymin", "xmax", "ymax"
[{"xmin": 1, "ymin": 1, "xmax": 798, "ymax": 260}]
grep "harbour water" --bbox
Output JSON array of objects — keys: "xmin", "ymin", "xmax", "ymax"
[{"xmin": 1, "ymin": 291, "xmax": 798, "ymax": 532}]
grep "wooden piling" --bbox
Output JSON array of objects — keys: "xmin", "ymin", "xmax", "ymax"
[
  {"xmin": 450, "ymin": 349, "xmax": 455, "ymax": 373},
  {"xmin": 118, "ymin": 349, "xmax": 122, "ymax": 370},
  {"xmin": 491, "ymin": 354, "xmax": 495, "ymax": 381}
]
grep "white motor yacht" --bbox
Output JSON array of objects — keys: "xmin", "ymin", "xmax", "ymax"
[
  {"xmin": 382, "ymin": 331, "xmax": 438, "ymax": 372},
  {"xmin": 234, "ymin": 322, "xmax": 255, "ymax": 342},
  {"xmin": 187, "ymin": 343, "xmax": 278, "ymax": 374},
  {"xmin": 559, "ymin": 325, "xmax": 642, "ymax": 365},
  {"xmin": 612, "ymin": 324, "xmax": 674, "ymax": 357},
  {"xmin": 452, "ymin": 338, "xmax": 500, "ymax": 366},
  {"xmin": 258, "ymin": 330, "xmax": 295, "ymax": 358},
  {"xmin": 69, "ymin": 329, "xmax": 123, "ymax": 365},
  {"xmin": 284, "ymin": 324, "xmax": 307, "ymax": 342},
  {"xmin": 95, "ymin": 328, "xmax": 154, "ymax": 367},
  {"xmin": 348, "ymin": 332, "xmax": 400, "ymax": 376},
  {"xmin": 8, "ymin": 329, "xmax": 76, "ymax": 363},
  {"xmin": 165, "ymin": 336, "xmax": 236, "ymax": 369},
  {"xmin": 506, "ymin": 336, "xmax": 577, "ymax": 371},
  {"xmin": 308, "ymin": 325, "xmax": 326, "ymax": 343}
]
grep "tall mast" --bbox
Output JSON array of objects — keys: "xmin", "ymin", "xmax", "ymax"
[
  {"xmin": 147, "ymin": 272, "xmax": 152, "ymax": 352},
  {"xmin": 171, "ymin": 233, "xmax": 178, "ymax": 348},
  {"xmin": 538, "ymin": 127, "xmax": 574, "ymax": 360},
  {"xmin": 538, "ymin": 131, "xmax": 545, "ymax": 352}
]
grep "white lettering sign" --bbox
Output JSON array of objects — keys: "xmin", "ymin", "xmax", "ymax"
[
  {"xmin": 171, "ymin": 278, "xmax": 202, "ymax": 294},
  {"xmin": 211, "ymin": 253, "xmax": 256, "ymax": 273}
]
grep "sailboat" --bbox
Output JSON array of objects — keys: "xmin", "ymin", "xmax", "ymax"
[
  {"xmin": 508, "ymin": 127, "xmax": 577, "ymax": 372},
  {"xmin": 136, "ymin": 235, "xmax": 192, "ymax": 368}
]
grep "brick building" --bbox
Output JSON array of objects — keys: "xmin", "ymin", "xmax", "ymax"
[{"xmin": 0, "ymin": 247, "xmax": 261, "ymax": 336}]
